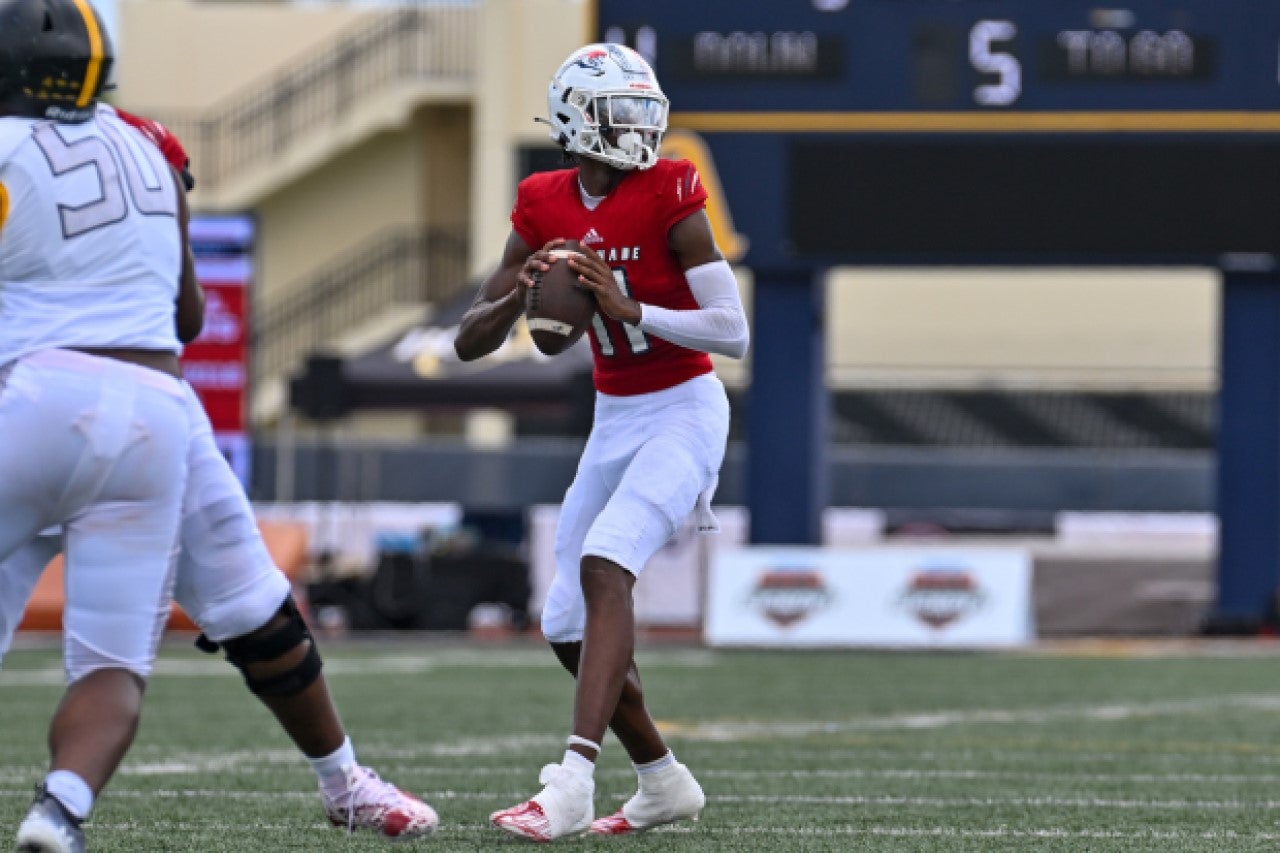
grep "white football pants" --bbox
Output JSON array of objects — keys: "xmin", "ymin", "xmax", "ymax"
[
  {"xmin": 0, "ymin": 349, "xmax": 189, "ymax": 681},
  {"xmin": 170, "ymin": 381, "xmax": 292, "ymax": 641},
  {"xmin": 0, "ymin": 380, "xmax": 292, "ymax": 671},
  {"xmin": 540, "ymin": 371, "xmax": 729, "ymax": 643}
]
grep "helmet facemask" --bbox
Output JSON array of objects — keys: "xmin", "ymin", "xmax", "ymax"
[{"xmin": 572, "ymin": 90, "xmax": 667, "ymax": 170}]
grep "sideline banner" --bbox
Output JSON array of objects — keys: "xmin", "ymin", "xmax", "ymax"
[
  {"xmin": 706, "ymin": 547, "xmax": 1034, "ymax": 648},
  {"xmin": 183, "ymin": 215, "xmax": 254, "ymax": 486}
]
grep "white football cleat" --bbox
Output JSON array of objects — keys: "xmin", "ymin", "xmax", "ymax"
[
  {"xmin": 15, "ymin": 786, "xmax": 85, "ymax": 853},
  {"xmin": 590, "ymin": 760, "xmax": 705, "ymax": 835},
  {"xmin": 490, "ymin": 763, "xmax": 594, "ymax": 842},
  {"xmin": 322, "ymin": 764, "xmax": 439, "ymax": 840}
]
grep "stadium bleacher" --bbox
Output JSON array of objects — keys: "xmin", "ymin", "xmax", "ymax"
[{"xmin": 826, "ymin": 390, "xmax": 1213, "ymax": 449}]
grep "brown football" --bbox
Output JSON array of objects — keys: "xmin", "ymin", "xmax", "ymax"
[{"xmin": 526, "ymin": 240, "xmax": 597, "ymax": 356}]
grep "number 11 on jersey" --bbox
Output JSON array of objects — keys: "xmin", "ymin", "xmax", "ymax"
[{"xmin": 590, "ymin": 268, "xmax": 650, "ymax": 356}]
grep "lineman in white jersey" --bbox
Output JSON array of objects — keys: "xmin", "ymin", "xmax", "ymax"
[
  {"xmin": 0, "ymin": 2, "xmax": 195, "ymax": 851},
  {"xmin": 0, "ymin": 104, "xmax": 440, "ymax": 843}
]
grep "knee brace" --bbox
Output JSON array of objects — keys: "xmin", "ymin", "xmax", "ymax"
[{"xmin": 195, "ymin": 596, "xmax": 323, "ymax": 697}]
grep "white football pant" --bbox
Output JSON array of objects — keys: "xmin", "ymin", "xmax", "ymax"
[
  {"xmin": 541, "ymin": 372, "xmax": 729, "ymax": 643},
  {"xmin": 0, "ymin": 378, "xmax": 290, "ymax": 674},
  {"xmin": 0, "ymin": 349, "xmax": 189, "ymax": 681},
  {"xmin": 169, "ymin": 382, "xmax": 291, "ymax": 643}
]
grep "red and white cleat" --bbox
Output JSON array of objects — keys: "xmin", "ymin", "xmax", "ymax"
[
  {"xmin": 590, "ymin": 761, "xmax": 705, "ymax": 836},
  {"xmin": 587, "ymin": 810, "xmax": 638, "ymax": 836},
  {"xmin": 323, "ymin": 765, "xmax": 439, "ymax": 841},
  {"xmin": 490, "ymin": 763, "xmax": 594, "ymax": 842}
]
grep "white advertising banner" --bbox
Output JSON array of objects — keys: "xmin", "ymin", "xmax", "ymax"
[{"xmin": 705, "ymin": 547, "xmax": 1034, "ymax": 648}]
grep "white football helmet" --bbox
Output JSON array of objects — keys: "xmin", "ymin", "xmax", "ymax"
[{"xmin": 545, "ymin": 43, "xmax": 668, "ymax": 171}]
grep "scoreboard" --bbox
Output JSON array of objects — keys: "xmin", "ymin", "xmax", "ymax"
[
  {"xmin": 598, "ymin": 1, "xmax": 1271, "ymax": 112},
  {"xmin": 594, "ymin": 0, "xmax": 1280, "ymax": 265}
]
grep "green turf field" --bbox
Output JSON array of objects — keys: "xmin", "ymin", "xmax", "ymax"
[{"xmin": 4, "ymin": 639, "xmax": 1280, "ymax": 851}]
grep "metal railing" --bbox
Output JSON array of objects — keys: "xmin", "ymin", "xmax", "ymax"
[
  {"xmin": 156, "ymin": 6, "xmax": 476, "ymax": 191},
  {"xmin": 253, "ymin": 226, "xmax": 469, "ymax": 383}
]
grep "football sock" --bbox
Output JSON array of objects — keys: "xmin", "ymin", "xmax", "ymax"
[
  {"xmin": 44, "ymin": 770, "xmax": 93, "ymax": 821},
  {"xmin": 309, "ymin": 736, "xmax": 357, "ymax": 799},
  {"xmin": 562, "ymin": 749, "xmax": 596, "ymax": 779},
  {"xmin": 634, "ymin": 750, "xmax": 676, "ymax": 778}
]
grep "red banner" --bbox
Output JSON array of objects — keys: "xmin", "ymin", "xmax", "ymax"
[
  {"xmin": 181, "ymin": 216, "xmax": 254, "ymax": 484},
  {"xmin": 182, "ymin": 278, "xmax": 248, "ymax": 432}
]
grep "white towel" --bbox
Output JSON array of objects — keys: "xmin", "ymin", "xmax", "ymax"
[{"xmin": 694, "ymin": 474, "xmax": 721, "ymax": 535}]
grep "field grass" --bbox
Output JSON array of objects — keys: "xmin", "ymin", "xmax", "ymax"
[{"xmin": 4, "ymin": 637, "xmax": 1280, "ymax": 851}]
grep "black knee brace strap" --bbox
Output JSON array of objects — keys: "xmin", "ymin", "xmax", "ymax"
[{"xmin": 195, "ymin": 597, "xmax": 323, "ymax": 697}]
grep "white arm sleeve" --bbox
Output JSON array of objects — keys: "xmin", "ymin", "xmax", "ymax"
[{"xmin": 636, "ymin": 260, "xmax": 750, "ymax": 359}]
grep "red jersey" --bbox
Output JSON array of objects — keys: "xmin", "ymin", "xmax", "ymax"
[{"xmin": 511, "ymin": 158, "xmax": 714, "ymax": 396}]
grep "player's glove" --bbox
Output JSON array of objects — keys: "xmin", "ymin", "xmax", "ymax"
[{"xmin": 114, "ymin": 108, "xmax": 196, "ymax": 191}]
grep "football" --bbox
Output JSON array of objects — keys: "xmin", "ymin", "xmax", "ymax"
[{"xmin": 526, "ymin": 240, "xmax": 597, "ymax": 356}]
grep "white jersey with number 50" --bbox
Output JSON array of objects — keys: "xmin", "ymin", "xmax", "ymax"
[{"xmin": 0, "ymin": 107, "xmax": 182, "ymax": 365}]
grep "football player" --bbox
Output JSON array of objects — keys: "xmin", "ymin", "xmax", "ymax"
[
  {"xmin": 455, "ymin": 43, "xmax": 749, "ymax": 842},
  {"xmin": 0, "ymin": 107, "xmax": 439, "ymax": 845},
  {"xmin": 115, "ymin": 104, "xmax": 440, "ymax": 842},
  {"xmin": 0, "ymin": 2, "xmax": 195, "ymax": 851}
]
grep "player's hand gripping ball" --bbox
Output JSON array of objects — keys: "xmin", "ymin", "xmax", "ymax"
[{"xmin": 527, "ymin": 240, "xmax": 598, "ymax": 356}]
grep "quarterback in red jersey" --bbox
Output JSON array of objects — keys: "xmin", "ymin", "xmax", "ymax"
[{"xmin": 456, "ymin": 43, "xmax": 749, "ymax": 842}]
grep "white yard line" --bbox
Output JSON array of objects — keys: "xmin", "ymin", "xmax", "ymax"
[
  {"xmin": 62, "ymin": 822, "xmax": 1280, "ymax": 841},
  {"xmin": 760, "ymin": 746, "xmax": 1280, "ymax": 765},
  {"xmin": 8, "ymin": 763, "xmax": 1280, "ymax": 788},
  {"xmin": 657, "ymin": 826, "xmax": 1280, "ymax": 841},
  {"xmin": 0, "ymin": 648, "xmax": 715, "ymax": 686},
  {"xmin": 703, "ymin": 767, "xmax": 1280, "ymax": 784},
  {"xmin": 713, "ymin": 793, "xmax": 1280, "ymax": 809},
  {"xmin": 11, "ymin": 746, "xmax": 1280, "ymax": 783},
  {"xmin": 665, "ymin": 694, "xmax": 1280, "ymax": 740},
  {"xmin": 2, "ymin": 788, "xmax": 1278, "ymax": 810}
]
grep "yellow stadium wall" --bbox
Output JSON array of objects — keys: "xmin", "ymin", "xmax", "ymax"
[
  {"xmin": 470, "ymin": 0, "xmax": 591, "ymax": 276},
  {"xmin": 826, "ymin": 268, "xmax": 1218, "ymax": 390},
  {"xmin": 256, "ymin": 126, "xmax": 423, "ymax": 304},
  {"xmin": 116, "ymin": 1, "xmax": 372, "ymax": 112}
]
